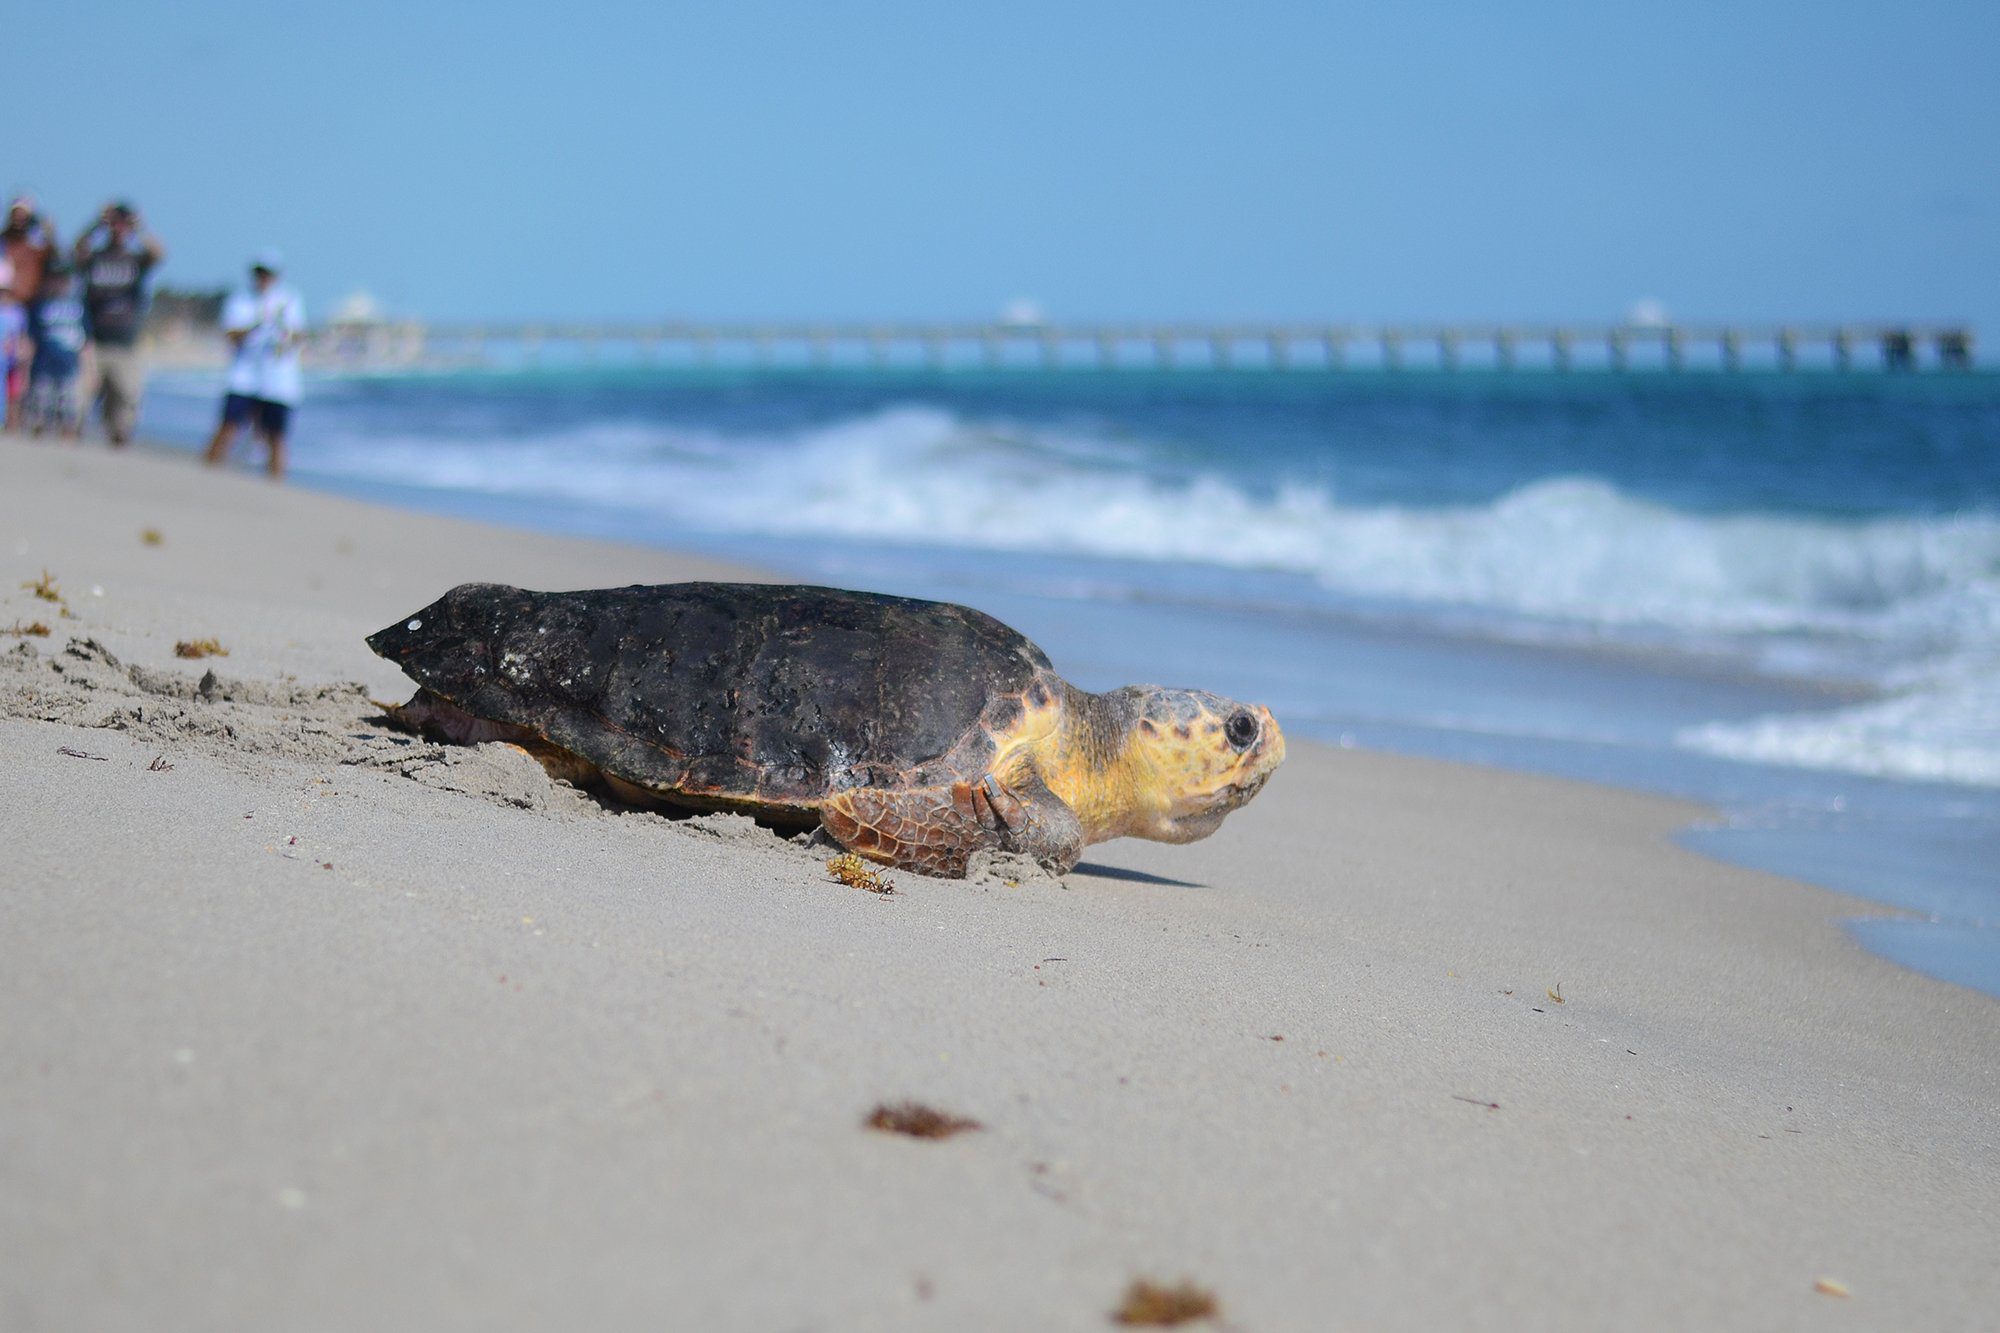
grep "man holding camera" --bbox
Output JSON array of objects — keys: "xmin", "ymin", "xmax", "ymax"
[{"xmin": 74, "ymin": 201, "xmax": 166, "ymax": 445}]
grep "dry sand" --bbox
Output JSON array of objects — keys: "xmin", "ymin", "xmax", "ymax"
[{"xmin": 3, "ymin": 436, "xmax": 1996, "ymax": 1332}]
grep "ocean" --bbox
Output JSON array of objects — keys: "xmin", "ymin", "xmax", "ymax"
[{"xmin": 141, "ymin": 366, "xmax": 2000, "ymax": 995}]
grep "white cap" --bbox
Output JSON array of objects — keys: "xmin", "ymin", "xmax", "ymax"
[{"xmin": 252, "ymin": 248, "xmax": 284, "ymax": 273}]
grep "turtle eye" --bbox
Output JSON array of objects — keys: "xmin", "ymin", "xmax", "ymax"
[{"xmin": 1225, "ymin": 711, "xmax": 1259, "ymax": 750}]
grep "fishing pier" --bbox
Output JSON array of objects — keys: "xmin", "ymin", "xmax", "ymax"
[{"xmin": 304, "ymin": 318, "xmax": 1977, "ymax": 374}]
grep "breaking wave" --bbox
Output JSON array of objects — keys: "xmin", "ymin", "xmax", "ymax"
[{"xmin": 270, "ymin": 400, "xmax": 2000, "ymax": 787}]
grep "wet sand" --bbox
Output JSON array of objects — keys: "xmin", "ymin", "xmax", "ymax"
[{"xmin": 3, "ymin": 437, "xmax": 1996, "ymax": 1331}]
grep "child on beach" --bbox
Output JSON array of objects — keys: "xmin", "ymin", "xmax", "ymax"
[
  {"xmin": 24, "ymin": 265, "xmax": 89, "ymax": 438},
  {"xmin": 0, "ymin": 267, "xmax": 29, "ymax": 431}
]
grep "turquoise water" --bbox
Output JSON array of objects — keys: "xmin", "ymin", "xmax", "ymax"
[{"xmin": 143, "ymin": 366, "xmax": 2000, "ymax": 995}]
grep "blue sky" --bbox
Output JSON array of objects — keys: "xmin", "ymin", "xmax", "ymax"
[{"xmin": 11, "ymin": 1, "xmax": 1996, "ymax": 332}]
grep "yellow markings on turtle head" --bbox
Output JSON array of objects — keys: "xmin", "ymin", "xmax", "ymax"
[{"xmin": 1100, "ymin": 687, "xmax": 1286, "ymax": 845}]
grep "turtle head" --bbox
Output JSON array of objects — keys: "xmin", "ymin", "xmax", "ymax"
[{"xmin": 1103, "ymin": 686, "xmax": 1286, "ymax": 844}]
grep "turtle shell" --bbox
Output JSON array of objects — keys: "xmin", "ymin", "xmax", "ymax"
[{"xmin": 367, "ymin": 582, "xmax": 1061, "ymax": 815}]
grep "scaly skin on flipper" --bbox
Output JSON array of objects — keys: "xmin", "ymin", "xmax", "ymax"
[
  {"xmin": 368, "ymin": 582, "xmax": 1284, "ymax": 878},
  {"xmin": 822, "ymin": 769, "xmax": 1086, "ymax": 877}
]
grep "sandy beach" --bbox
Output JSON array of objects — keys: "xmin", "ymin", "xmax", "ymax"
[{"xmin": 3, "ymin": 436, "xmax": 1996, "ymax": 1331}]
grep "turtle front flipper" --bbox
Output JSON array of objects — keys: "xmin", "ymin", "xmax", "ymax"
[{"xmin": 822, "ymin": 770, "xmax": 1083, "ymax": 879}]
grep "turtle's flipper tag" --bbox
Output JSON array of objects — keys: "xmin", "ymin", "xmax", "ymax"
[
  {"xmin": 978, "ymin": 774, "xmax": 1029, "ymax": 831},
  {"xmin": 958, "ymin": 777, "xmax": 1003, "ymax": 830}
]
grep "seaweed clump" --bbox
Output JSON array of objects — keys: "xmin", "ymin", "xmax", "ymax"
[
  {"xmin": 21, "ymin": 569, "xmax": 61, "ymax": 602},
  {"xmin": 1111, "ymin": 1278, "xmax": 1220, "ymax": 1326},
  {"xmin": 828, "ymin": 852, "xmax": 895, "ymax": 894},
  {"xmin": 864, "ymin": 1101, "xmax": 982, "ymax": 1140}
]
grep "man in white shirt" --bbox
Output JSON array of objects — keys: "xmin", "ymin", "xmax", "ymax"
[{"xmin": 204, "ymin": 249, "xmax": 305, "ymax": 479}]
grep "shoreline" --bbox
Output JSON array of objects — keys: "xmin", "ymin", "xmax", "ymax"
[
  {"xmin": 4, "ymin": 436, "xmax": 1996, "ymax": 1329},
  {"xmin": 140, "ymin": 419, "xmax": 1998, "ymax": 997}
]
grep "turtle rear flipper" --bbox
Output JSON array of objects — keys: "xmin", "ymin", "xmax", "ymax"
[
  {"xmin": 379, "ymin": 688, "xmax": 524, "ymax": 743},
  {"xmin": 823, "ymin": 770, "xmax": 1083, "ymax": 878},
  {"xmin": 379, "ymin": 688, "xmax": 607, "ymax": 788}
]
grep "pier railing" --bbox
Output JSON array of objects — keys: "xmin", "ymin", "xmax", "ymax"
[{"xmin": 296, "ymin": 319, "xmax": 1976, "ymax": 373}]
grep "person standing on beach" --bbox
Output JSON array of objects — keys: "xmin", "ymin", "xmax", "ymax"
[
  {"xmin": 0, "ymin": 264, "xmax": 28, "ymax": 431},
  {"xmin": 205, "ymin": 251, "xmax": 304, "ymax": 479},
  {"xmin": 24, "ymin": 264, "xmax": 90, "ymax": 439},
  {"xmin": 74, "ymin": 201, "xmax": 165, "ymax": 445},
  {"xmin": 3, "ymin": 195, "xmax": 60, "ymax": 308}
]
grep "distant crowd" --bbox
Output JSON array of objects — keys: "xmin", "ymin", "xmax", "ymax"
[{"xmin": 2, "ymin": 192, "xmax": 305, "ymax": 478}]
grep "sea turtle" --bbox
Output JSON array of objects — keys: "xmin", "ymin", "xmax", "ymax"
[{"xmin": 367, "ymin": 582, "xmax": 1285, "ymax": 878}]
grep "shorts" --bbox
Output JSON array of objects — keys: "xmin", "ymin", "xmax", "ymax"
[
  {"xmin": 4, "ymin": 360, "xmax": 22, "ymax": 405},
  {"xmin": 89, "ymin": 344, "xmax": 145, "ymax": 439},
  {"xmin": 24, "ymin": 373, "xmax": 81, "ymax": 427},
  {"xmin": 221, "ymin": 392, "xmax": 293, "ymax": 436}
]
